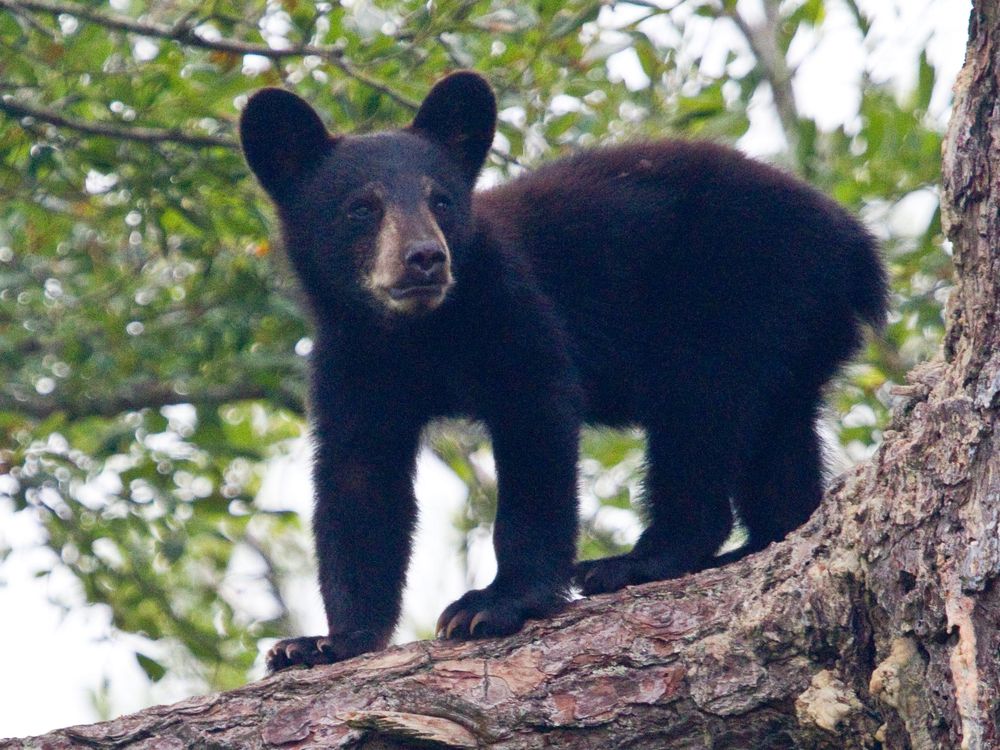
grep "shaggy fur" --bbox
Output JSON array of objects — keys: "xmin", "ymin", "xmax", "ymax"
[{"xmin": 239, "ymin": 72, "xmax": 887, "ymax": 671}]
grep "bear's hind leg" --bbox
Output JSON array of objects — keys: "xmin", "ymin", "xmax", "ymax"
[
  {"xmin": 575, "ymin": 418, "xmax": 737, "ymax": 595},
  {"xmin": 722, "ymin": 401, "xmax": 824, "ymax": 564}
]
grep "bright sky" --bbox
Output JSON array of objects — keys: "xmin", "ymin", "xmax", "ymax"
[{"xmin": 0, "ymin": 0, "xmax": 972, "ymax": 739}]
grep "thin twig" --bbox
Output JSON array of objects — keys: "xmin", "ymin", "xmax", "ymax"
[
  {"xmin": 0, "ymin": 95, "xmax": 236, "ymax": 148},
  {"xmin": 722, "ymin": 0, "xmax": 800, "ymax": 155},
  {"xmin": 0, "ymin": 380, "xmax": 304, "ymax": 421},
  {"xmin": 842, "ymin": 0, "xmax": 872, "ymax": 37},
  {"xmin": 4, "ymin": 0, "xmax": 58, "ymax": 39}
]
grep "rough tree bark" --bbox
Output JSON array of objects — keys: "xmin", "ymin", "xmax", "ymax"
[{"xmin": 3, "ymin": 4, "xmax": 998, "ymax": 750}]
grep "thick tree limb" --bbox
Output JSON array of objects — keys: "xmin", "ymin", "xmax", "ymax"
[{"xmin": 2, "ymin": 2, "xmax": 998, "ymax": 749}]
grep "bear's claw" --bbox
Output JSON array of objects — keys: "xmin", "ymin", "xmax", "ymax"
[
  {"xmin": 266, "ymin": 631, "xmax": 380, "ymax": 672},
  {"xmin": 436, "ymin": 583, "xmax": 567, "ymax": 641}
]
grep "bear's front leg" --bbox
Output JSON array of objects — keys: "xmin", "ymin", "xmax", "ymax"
[
  {"xmin": 437, "ymin": 396, "xmax": 580, "ymax": 640},
  {"xmin": 267, "ymin": 419, "xmax": 422, "ymax": 672}
]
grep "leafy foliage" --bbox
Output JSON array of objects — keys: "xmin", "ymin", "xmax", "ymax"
[{"xmin": 0, "ymin": 0, "xmax": 950, "ymax": 698}]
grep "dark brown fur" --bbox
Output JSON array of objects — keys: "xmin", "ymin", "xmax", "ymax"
[{"xmin": 239, "ymin": 72, "xmax": 886, "ymax": 671}]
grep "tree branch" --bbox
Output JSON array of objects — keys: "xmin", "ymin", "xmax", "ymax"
[
  {"xmin": 0, "ymin": 0, "xmax": 420, "ymax": 111},
  {"xmin": 724, "ymin": 0, "xmax": 801, "ymax": 156},
  {"xmin": 1, "ymin": 0, "xmax": 524, "ymax": 166},
  {"xmin": 0, "ymin": 535, "xmax": 889, "ymax": 748},
  {"xmin": 0, "ymin": 380, "xmax": 304, "ymax": 421},
  {"xmin": 0, "ymin": 95, "xmax": 236, "ymax": 149}
]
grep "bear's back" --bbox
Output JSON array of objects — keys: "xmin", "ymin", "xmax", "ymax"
[
  {"xmin": 472, "ymin": 141, "xmax": 882, "ymax": 421},
  {"xmin": 476, "ymin": 140, "xmax": 860, "ymax": 290}
]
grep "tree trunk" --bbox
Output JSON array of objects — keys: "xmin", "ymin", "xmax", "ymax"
[{"xmin": 4, "ymin": 4, "xmax": 998, "ymax": 750}]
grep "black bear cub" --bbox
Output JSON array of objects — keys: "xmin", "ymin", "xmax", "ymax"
[{"xmin": 240, "ymin": 72, "xmax": 886, "ymax": 671}]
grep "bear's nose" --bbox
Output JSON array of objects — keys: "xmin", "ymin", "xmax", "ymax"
[{"xmin": 404, "ymin": 241, "xmax": 447, "ymax": 277}]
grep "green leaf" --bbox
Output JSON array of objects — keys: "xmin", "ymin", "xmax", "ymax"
[
  {"xmin": 135, "ymin": 653, "xmax": 167, "ymax": 682},
  {"xmin": 916, "ymin": 50, "xmax": 936, "ymax": 111}
]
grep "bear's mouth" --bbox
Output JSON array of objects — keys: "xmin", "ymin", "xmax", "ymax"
[{"xmin": 388, "ymin": 283, "xmax": 447, "ymax": 300}]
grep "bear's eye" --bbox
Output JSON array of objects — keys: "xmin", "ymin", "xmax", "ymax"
[
  {"xmin": 431, "ymin": 193, "xmax": 453, "ymax": 213},
  {"xmin": 347, "ymin": 199, "xmax": 379, "ymax": 223}
]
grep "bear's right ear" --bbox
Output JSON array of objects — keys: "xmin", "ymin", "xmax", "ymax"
[
  {"xmin": 239, "ymin": 88, "xmax": 334, "ymax": 202},
  {"xmin": 410, "ymin": 72, "xmax": 497, "ymax": 184}
]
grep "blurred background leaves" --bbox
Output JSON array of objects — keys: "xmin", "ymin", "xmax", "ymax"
[{"xmin": 0, "ymin": 0, "xmax": 955, "ymax": 714}]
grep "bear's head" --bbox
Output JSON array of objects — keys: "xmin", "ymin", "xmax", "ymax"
[{"xmin": 239, "ymin": 72, "xmax": 496, "ymax": 318}]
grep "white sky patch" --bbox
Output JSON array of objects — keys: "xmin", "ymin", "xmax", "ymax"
[
  {"xmin": 890, "ymin": 188, "xmax": 939, "ymax": 238},
  {"xmin": 193, "ymin": 23, "xmax": 222, "ymax": 43},
  {"xmin": 550, "ymin": 94, "xmax": 584, "ymax": 116},
  {"xmin": 132, "ymin": 38, "xmax": 159, "ymax": 62},
  {"xmin": 219, "ymin": 543, "xmax": 285, "ymax": 623},
  {"xmin": 294, "ymin": 336, "xmax": 313, "ymax": 356},
  {"xmin": 607, "ymin": 47, "xmax": 652, "ymax": 91},
  {"xmin": 398, "ymin": 450, "xmax": 471, "ymax": 640},
  {"xmin": 741, "ymin": 83, "xmax": 790, "ymax": 155},
  {"xmin": 84, "ymin": 170, "xmax": 119, "ymax": 195},
  {"xmin": 0, "ymin": 501, "xmax": 197, "ymax": 738},
  {"xmin": 74, "ymin": 470, "xmax": 123, "ymax": 511},
  {"xmin": 791, "ymin": 2, "xmax": 866, "ymax": 131},
  {"xmin": 242, "ymin": 54, "xmax": 273, "ymax": 75},
  {"xmin": 260, "ymin": 9, "xmax": 294, "ymax": 50},
  {"xmin": 498, "ymin": 105, "xmax": 527, "ymax": 128},
  {"xmin": 57, "ymin": 14, "xmax": 78, "ymax": 35}
]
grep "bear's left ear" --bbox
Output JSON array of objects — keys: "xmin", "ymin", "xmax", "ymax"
[
  {"xmin": 410, "ymin": 72, "xmax": 496, "ymax": 183},
  {"xmin": 240, "ymin": 88, "xmax": 335, "ymax": 202}
]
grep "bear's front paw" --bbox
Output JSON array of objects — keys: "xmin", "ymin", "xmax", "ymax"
[
  {"xmin": 266, "ymin": 630, "xmax": 379, "ymax": 672},
  {"xmin": 573, "ymin": 552, "xmax": 695, "ymax": 596},
  {"xmin": 436, "ymin": 582, "xmax": 568, "ymax": 641}
]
